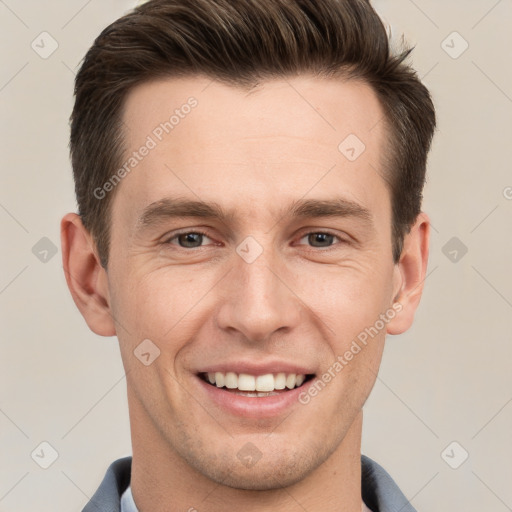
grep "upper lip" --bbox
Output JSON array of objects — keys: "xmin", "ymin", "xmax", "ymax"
[{"xmin": 196, "ymin": 360, "xmax": 315, "ymax": 376}]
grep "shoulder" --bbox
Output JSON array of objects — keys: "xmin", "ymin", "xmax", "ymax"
[
  {"xmin": 82, "ymin": 455, "xmax": 414, "ymax": 512},
  {"xmin": 82, "ymin": 456, "xmax": 132, "ymax": 512},
  {"xmin": 361, "ymin": 455, "xmax": 417, "ymax": 512}
]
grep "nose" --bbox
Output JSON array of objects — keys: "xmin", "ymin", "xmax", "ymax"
[{"xmin": 215, "ymin": 245, "xmax": 302, "ymax": 343}]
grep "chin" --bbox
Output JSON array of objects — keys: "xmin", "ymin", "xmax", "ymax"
[
  {"xmin": 206, "ymin": 460, "xmax": 313, "ymax": 491},
  {"xmin": 182, "ymin": 441, "xmax": 323, "ymax": 491}
]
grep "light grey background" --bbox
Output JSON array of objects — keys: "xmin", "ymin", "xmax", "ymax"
[{"xmin": 1, "ymin": 1, "xmax": 511, "ymax": 511}]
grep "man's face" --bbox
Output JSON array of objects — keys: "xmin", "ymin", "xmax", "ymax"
[{"xmin": 106, "ymin": 76, "xmax": 402, "ymax": 488}]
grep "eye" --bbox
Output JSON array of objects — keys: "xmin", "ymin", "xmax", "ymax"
[
  {"xmin": 167, "ymin": 231, "xmax": 213, "ymax": 248},
  {"xmin": 298, "ymin": 232, "xmax": 341, "ymax": 248}
]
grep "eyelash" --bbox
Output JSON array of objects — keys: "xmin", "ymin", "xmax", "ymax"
[{"xmin": 164, "ymin": 229, "xmax": 347, "ymax": 250}]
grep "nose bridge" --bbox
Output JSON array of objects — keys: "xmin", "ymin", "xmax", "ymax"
[
  {"xmin": 240, "ymin": 252, "xmax": 280, "ymax": 304},
  {"xmin": 216, "ymin": 240, "xmax": 300, "ymax": 341}
]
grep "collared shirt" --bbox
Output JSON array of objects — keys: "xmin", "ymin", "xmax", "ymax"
[
  {"xmin": 120, "ymin": 485, "xmax": 138, "ymax": 512},
  {"xmin": 83, "ymin": 455, "xmax": 417, "ymax": 512},
  {"xmin": 121, "ymin": 483, "xmax": 375, "ymax": 511}
]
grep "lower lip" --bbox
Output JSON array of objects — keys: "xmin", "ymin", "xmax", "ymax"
[{"xmin": 195, "ymin": 375, "xmax": 314, "ymax": 419}]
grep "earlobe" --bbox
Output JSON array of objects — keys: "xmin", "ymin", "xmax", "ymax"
[
  {"xmin": 386, "ymin": 212, "xmax": 430, "ymax": 335},
  {"xmin": 60, "ymin": 213, "xmax": 116, "ymax": 337}
]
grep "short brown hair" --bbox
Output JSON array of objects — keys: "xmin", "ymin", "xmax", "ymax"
[{"xmin": 70, "ymin": 0, "xmax": 436, "ymax": 267}]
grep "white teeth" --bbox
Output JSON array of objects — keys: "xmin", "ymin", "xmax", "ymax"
[
  {"xmin": 285, "ymin": 374, "xmax": 297, "ymax": 389},
  {"xmin": 238, "ymin": 373, "xmax": 256, "ymax": 391},
  {"xmin": 224, "ymin": 372, "xmax": 238, "ymax": 389},
  {"xmin": 215, "ymin": 372, "xmax": 225, "ymax": 388},
  {"xmin": 256, "ymin": 374, "xmax": 274, "ymax": 392},
  {"xmin": 203, "ymin": 371, "xmax": 308, "ymax": 391},
  {"xmin": 274, "ymin": 373, "xmax": 286, "ymax": 390}
]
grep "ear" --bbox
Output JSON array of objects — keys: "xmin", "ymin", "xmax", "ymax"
[
  {"xmin": 61, "ymin": 213, "xmax": 116, "ymax": 336},
  {"xmin": 386, "ymin": 212, "xmax": 430, "ymax": 335}
]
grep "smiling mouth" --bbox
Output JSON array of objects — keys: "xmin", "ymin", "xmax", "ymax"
[{"xmin": 198, "ymin": 371, "xmax": 315, "ymax": 397}]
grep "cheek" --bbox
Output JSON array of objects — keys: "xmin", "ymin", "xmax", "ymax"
[
  {"xmin": 297, "ymin": 261, "xmax": 394, "ymax": 344},
  {"xmin": 109, "ymin": 256, "xmax": 238, "ymax": 408},
  {"xmin": 113, "ymin": 266, "xmax": 219, "ymax": 348},
  {"xmin": 112, "ymin": 269, "xmax": 207, "ymax": 409},
  {"xmin": 305, "ymin": 263, "xmax": 394, "ymax": 408}
]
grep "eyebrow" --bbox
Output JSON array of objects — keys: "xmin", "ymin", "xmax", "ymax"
[{"xmin": 136, "ymin": 196, "xmax": 374, "ymax": 231}]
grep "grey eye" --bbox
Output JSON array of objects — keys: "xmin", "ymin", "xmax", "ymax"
[
  {"xmin": 307, "ymin": 233, "xmax": 336, "ymax": 247},
  {"xmin": 176, "ymin": 232, "xmax": 204, "ymax": 248}
]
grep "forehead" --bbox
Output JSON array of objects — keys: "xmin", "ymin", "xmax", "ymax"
[
  {"xmin": 122, "ymin": 74, "xmax": 385, "ymax": 149},
  {"xmin": 115, "ymin": 75, "xmax": 389, "ymax": 223}
]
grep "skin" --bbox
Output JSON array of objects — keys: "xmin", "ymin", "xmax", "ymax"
[{"xmin": 61, "ymin": 75, "xmax": 429, "ymax": 512}]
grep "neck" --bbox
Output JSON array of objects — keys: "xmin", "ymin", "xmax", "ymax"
[{"xmin": 129, "ymin": 392, "xmax": 364, "ymax": 512}]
